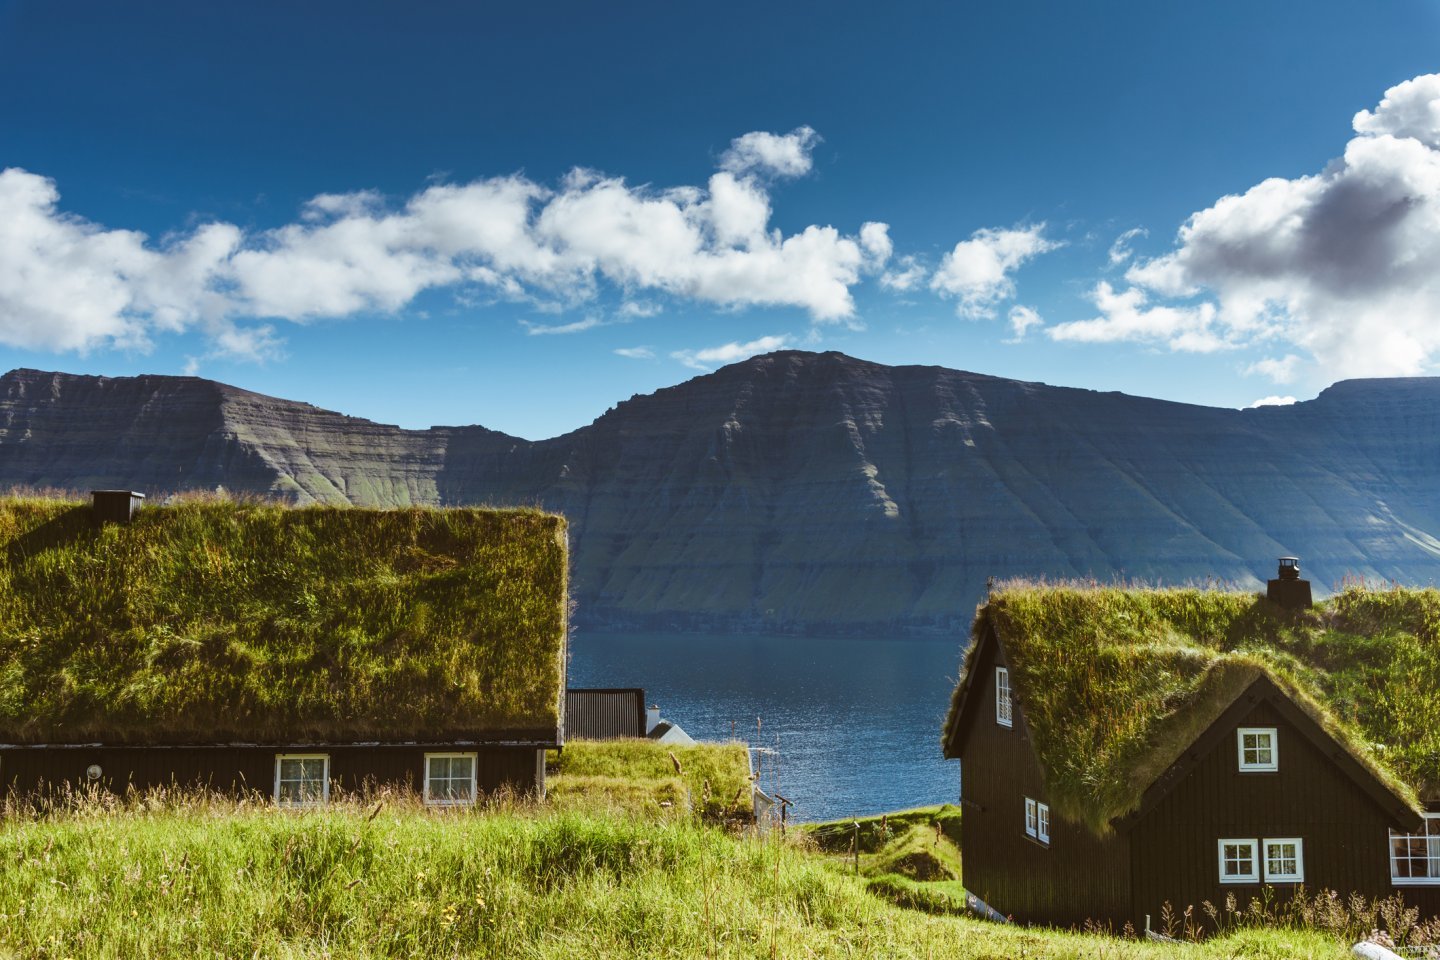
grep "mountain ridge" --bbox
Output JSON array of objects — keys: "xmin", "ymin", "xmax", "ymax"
[{"xmin": 3, "ymin": 351, "xmax": 1439, "ymax": 634}]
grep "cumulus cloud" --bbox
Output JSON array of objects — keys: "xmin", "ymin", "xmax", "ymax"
[
  {"xmin": 1246, "ymin": 395, "xmax": 1299, "ymax": 408},
  {"xmin": 880, "ymin": 255, "xmax": 926, "ymax": 292},
  {"xmin": 930, "ymin": 224, "xmax": 1058, "ymax": 318},
  {"xmin": 0, "ymin": 128, "xmax": 886, "ymax": 359},
  {"xmin": 670, "ymin": 334, "xmax": 792, "ymax": 370},
  {"xmin": 719, "ymin": 127, "xmax": 819, "ymax": 178},
  {"xmin": 1048, "ymin": 281, "xmax": 1227, "ymax": 352},
  {"xmin": 1005, "ymin": 305, "xmax": 1044, "ymax": 342},
  {"xmin": 1094, "ymin": 72, "xmax": 1440, "ymax": 378},
  {"xmin": 613, "ymin": 345, "xmax": 656, "ymax": 359}
]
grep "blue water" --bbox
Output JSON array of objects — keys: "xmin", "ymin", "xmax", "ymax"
[{"xmin": 568, "ymin": 632, "xmax": 964, "ymax": 822}]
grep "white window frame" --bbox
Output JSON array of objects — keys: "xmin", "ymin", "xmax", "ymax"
[
  {"xmin": 995, "ymin": 667, "xmax": 1013, "ymax": 728},
  {"xmin": 1263, "ymin": 837, "xmax": 1305, "ymax": 883},
  {"xmin": 1390, "ymin": 814, "xmax": 1440, "ymax": 886},
  {"xmin": 424, "ymin": 752, "xmax": 479, "ymax": 807},
  {"xmin": 1024, "ymin": 797, "xmax": 1038, "ymax": 838},
  {"xmin": 1037, "ymin": 801, "xmax": 1051, "ymax": 845},
  {"xmin": 274, "ymin": 753, "xmax": 330, "ymax": 808},
  {"xmin": 1237, "ymin": 727, "xmax": 1279, "ymax": 772},
  {"xmin": 1218, "ymin": 838, "xmax": 1259, "ymax": 884}
]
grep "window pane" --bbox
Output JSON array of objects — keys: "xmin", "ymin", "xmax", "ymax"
[{"xmin": 1221, "ymin": 842, "xmax": 1255, "ymax": 878}]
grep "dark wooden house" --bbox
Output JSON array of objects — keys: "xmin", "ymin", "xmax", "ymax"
[
  {"xmin": 564, "ymin": 688, "xmax": 651, "ymax": 740},
  {"xmin": 0, "ymin": 493, "xmax": 569, "ymax": 807},
  {"xmin": 942, "ymin": 576, "xmax": 1439, "ymax": 928}
]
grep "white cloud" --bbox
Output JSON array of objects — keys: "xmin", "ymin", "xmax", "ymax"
[
  {"xmin": 619, "ymin": 300, "xmax": 662, "ymax": 318},
  {"xmin": 1048, "ymin": 281, "xmax": 1227, "ymax": 352},
  {"xmin": 1352, "ymin": 73, "xmax": 1440, "ymax": 147},
  {"xmin": 719, "ymin": 127, "xmax": 819, "ymax": 178},
  {"xmin": 859, "ymin": 221, "xmax": 893, "ymax": 266},
  {"xmin": 1005, "ymin": 305, "xmax": 1044, "ymax": 342},
  {"xmin": 670, "ymin": 334, "xmax": 792, "ymax": 370},
  {"xmin": 1107, "ymin": 227, "xmax": 1147, "ymax": 266},
  {"xmin": 0, "ymin": 128, "xmax": 885, "ymax": 360},
  {"xmin": 1245, "ymin": 354, "xmax": 1302, "ymax": 384},
  {"xmin": 614, "ymin": 346, "xmax": 656, "ymax": 359},
  {"xmin": 930, "ymin": 224, "xmax": 1058, "ymax": 318},
  {"xmin": 1246, "ymin": 395, "xmax": 1299, "ymax": 408},
  {"xmin": 520, "ymin": 316, "xmax": 608, "ymax": 336},
  {"xmin": 1102, "ymin": 72, "xmax": 1440, "ymax": 377},
  {"xmin": 880, "ymin": 255, "xmax": 927, "ymax": 292}
]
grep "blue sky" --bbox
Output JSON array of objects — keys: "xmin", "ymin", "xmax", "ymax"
[{"xmin": 1, "ymin": 1, "xmax": 1438, "ymax": 438}]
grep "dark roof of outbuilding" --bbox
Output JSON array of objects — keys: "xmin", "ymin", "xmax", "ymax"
[
  {"xmin": 942, "ymin": 583, "xmax": 1438, "ymax": 835},
  {"xmin": 0, "ymin": 496, "xmax": 568, "ymax": 745}
]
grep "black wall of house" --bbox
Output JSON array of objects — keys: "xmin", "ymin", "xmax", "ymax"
[
  {"xmin": 565, "ymin": 689, "xmax": 645, "ymax": 740},
  {"xmin": 0, "ymin": 744, "xmax": 544, "ymax": 800},
  {"xmin": 1129, "ymin": 698, "xmax": 1440, "ymax": 924},
  {"xmin": 957, "ymin": 635, "xmax": 1133, "ymax": 928}
]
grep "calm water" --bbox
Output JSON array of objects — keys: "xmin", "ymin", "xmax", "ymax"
[{"xmin": 568, "ymin": 632, "xmax": 964, "ymax": 822}]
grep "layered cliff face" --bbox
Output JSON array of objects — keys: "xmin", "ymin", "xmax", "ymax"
[{"xmin": 3, "ymin": 353, "xmax": 1438, "ymax": 633}]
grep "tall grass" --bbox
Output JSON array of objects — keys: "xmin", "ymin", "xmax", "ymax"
[
  {"xmin": 0, "ymin": 794, "xmax": 1353, "ymax": 959},
  {"xmin": 0, "ymin": 496, "xmax": 567, "ymax": 742},
  {"xmin": 550, "ymin": 740, "xmax": 754, "ymax": 822}
]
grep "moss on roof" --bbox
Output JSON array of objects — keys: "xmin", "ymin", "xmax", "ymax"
[
  {"xmin": 943, "ymin": 582, "xmax": 1439, "ymax": 835},
  {"xmin": 0, "ymin": 496, "xmax": 568, "ymax": 744}
]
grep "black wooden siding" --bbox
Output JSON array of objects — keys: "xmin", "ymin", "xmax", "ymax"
[
  {"xmin": 1129, "ymin": 698, "xmax": 1440, "ymax": 923},
  {"xmin": 0, "ymin": 745, "xmax": 543, "ymax": 800},
  {"xmin": 565, "ymin": 688, "xmax": 645, "ymax": 740},
  {"xmin": 956, "ymin": 635, "xmax": 1133, "ymax": 927}
]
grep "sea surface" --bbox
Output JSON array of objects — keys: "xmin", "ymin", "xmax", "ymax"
[{"xmin": 568, "ymin": 632, "xmax": 964, "ymax": 823}]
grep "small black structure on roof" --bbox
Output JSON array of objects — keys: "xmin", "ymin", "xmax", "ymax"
[
  {"xmin": 1266, "ymin": 556, "xmax": 1312, "ymax": 610},
  {"xmin": 91, "ymin": 490, "xmax": 145, "ymax": 525},
  {"xmin": 565, "ymin": 688, "xmax": 647, "ymax": 740}
]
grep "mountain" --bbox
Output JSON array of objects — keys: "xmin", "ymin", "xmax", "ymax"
[{"xmin": 3, "ymin": 352, "xmax": 1439, "ymax": 634}]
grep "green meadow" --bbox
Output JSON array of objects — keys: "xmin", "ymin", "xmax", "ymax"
[{"xmin": 0, "ymin": 793, "xmax": 1355, "ymax": 960}]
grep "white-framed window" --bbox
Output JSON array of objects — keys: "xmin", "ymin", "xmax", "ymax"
[
  {"xmin": 996, "ymin": 667, "xmax": 1013, "ymax": 728},
  {"xmin": 1218, "ymin": 838, "xmax": 1259, "ymax": 883},
  {"xmin": 1263, "ymin": 838, "xmax": 1305, "ymax": 883},
  {"xmin": 1024, "ymin": 797, "xmax": 1049, "ymax": 845},
  {"xmin": 1237, "ymin": 727, "xmax": 1278, "ymax": 772},
  {"xmin": 1390, "ymin": 814, "xmax": 1440, "ymax": 886},
  {"xmin": 424, "ymin": 752, "xmax": 478, "ymax": 806},
  {"xmin": 274, "ymin": 754, "xmax": 330, "ymax": 807}
]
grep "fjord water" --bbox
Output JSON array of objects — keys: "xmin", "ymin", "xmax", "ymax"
[{"xmin": 569, "ymin": 632, "xmax": 963, "ymax": 822}]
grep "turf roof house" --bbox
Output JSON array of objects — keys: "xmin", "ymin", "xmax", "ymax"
[
  {"xmin": 942, "ymin": 566, "xmax": 1440, "ymax": 928},
  {"xmin": 0, "ymin": 492, "xmax": 569, "ymax": 807}
]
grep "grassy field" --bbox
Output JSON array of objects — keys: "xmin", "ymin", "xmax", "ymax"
[
  {"xmin": 805, "ymin": 805, "xmax": 968, "ymax": 915},
  {"xmin": 548, "ymin": 739, "xmax": 754, "ymax": 823},
  {"xmin": 0, "ymin": 795, "xmax": 1354, "ymax": 960}
]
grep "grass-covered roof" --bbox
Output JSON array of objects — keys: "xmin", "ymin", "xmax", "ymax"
[
  {"xmin": 0, "ymin": 495, "xmax": 568, "ymax": 744},
  {"xmin": 943, "ymin": 583, "xmax": 1440, "ymax": 835}
]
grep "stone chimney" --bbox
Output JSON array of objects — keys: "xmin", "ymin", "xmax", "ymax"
[
  {"xmin": 91, "ymin": 490, "xmax": 145, "ymax": 525},
  {"xmin": 1266, "ymin": 556, "xmax": 1312, "ymax": 611},
  {"xmin": 645, "ymin": 703, "xmax": 661, "ymax": 735}
]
